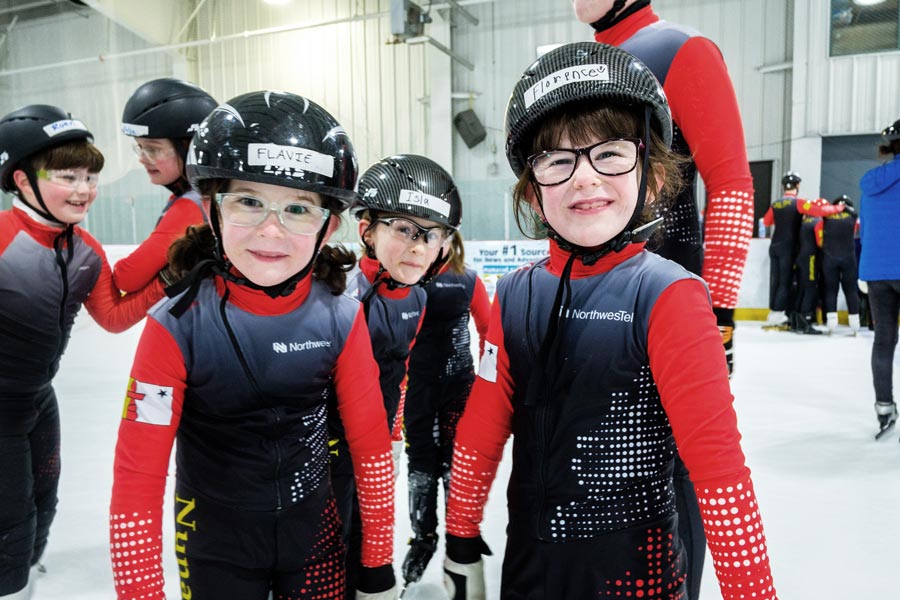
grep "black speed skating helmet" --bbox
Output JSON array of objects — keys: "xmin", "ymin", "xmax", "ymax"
[
  {"xmin": 121, "ymin": 78, "xmax": 217, "ymax": 140},
  {"xmin": 0, "ymin": 104, "xmax": 93, "ymax": 192},
  {"xmin": 832, "ymin": 194, "xmax": 852, "ymax": 206},
  {"xmin": 781, "ymin": 171, "xmax": 801, "ymax": 187},
  {"xmin": 505, "ymin": 41, "xmax": 672, "ymax": 177},
  {"xmin": 187, "ymin": 91, "xmax": 359, "ymax": 210},
  {"xmin": 352, "ymin": 154, "xmax": 462, "ymax": 230},
  {"xmin": 881, "ymin": 119, "xmax": 900, "ymax": 141}
]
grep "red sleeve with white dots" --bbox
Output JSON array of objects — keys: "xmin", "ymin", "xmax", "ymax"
[
  {"xmin": 334, "ymin": 308, "xmax": 396, "ymax": 567},
  {"xmin": 649, "ymin": 280, "xmax": 778, "ymax": 599},
  {"xmin": 666, "ymin": 37, "xmax": 755, "ymax": 309},
  {"xmin": 696, "ymin": 476, "xmax": 778, "ymax": 600},
  {"xmin": 109, "ymin": 318, "xmax": 186, "ymax": 600}
]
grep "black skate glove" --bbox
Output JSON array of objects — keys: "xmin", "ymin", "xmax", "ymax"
[
  {"xmin": 444, "ymin": 534, "xmax": 492, "ymax": 600},
  {"xmin": 356, "ymin": 564, "xmax": 397, "ymax": 599},
  {"xmin": 713, "ymin": 307, "xmax": 735, "ymax": 378}
]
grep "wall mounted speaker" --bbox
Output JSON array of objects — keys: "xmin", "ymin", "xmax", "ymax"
[{"xmin": 453, "ymin": 109, "xmax": 486, "ymax": 149}]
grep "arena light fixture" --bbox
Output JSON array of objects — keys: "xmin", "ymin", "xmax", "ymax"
[{"xmin": 853, "ymin": 0, "xmax": 886, "ymax": 6}]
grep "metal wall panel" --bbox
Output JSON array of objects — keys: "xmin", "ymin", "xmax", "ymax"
[
  {"xmin": 191, "ymin": 0, "xmax": 431, "ymax": 174},
  {"xmin": 0, "ymin": 9, "xmax": 177, "ymax": 242},
  {"xmin": 450, "ymin": 0, "xmax": 792, "ymax": 239},
  {"xmin": 3, "ymin": 0, "xmax": 898, "ymax": 243}
]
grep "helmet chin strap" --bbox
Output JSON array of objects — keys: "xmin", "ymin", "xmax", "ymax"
[
  {"xmin": 167, "ymin": 201, "xmax": 328, "ymax": 318},
  {"xmin": 21, "ymin": 165, "xmax": 65, "ymax": 225},
  {"xmin": 524, "ymin": 107, "xmax": 661, "ymax": 407},
  {"xmin": 360, "ymin": 220, "xmax": 449, "ymax": 293},
  {"xmin": 535, "ymin": 107, "xmax": 660, "ymax": 267},
  {"xmin": 589, "ymin": 0, "xmax": 651, "ymax": 32}
]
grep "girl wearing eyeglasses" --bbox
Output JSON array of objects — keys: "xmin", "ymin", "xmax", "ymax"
[
  {"xmin": 330, "ymin": 154, "xmax": 462, "ymax": 598},
  {"xmin": 441, "ymin": 43, "xmax": 779, "ymax": 600},
  {"xmin": 399, "ymin": 229, "xmax": 490, "ymax": 591},
  {"xmin": 115, "ymin": 78, "xmax": 217, "ymax": 293},
  {"xmin": 0, "ymin": 105, "xmax": 164, "ymax": 600},
  {"xmin": 109, "ymin": 91, "xmax": 397, "ymax": 600}
]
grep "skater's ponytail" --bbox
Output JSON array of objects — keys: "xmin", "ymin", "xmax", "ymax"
[{"xmin": 313, "ymin": 243, "xmax": 357, "ymax": 295}]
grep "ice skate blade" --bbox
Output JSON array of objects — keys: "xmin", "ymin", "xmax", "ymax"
[
  {"xmin": 400, "ymin": 582, "xmax": 446, "ymax": 599},
  {"xmin": 875, "ymin": 420, "xmax": 897, "ymax": 440}
]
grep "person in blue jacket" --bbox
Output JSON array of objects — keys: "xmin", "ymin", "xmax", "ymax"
[{"xmin": 859, "ymin": 119, "xmax": 900, "ymax": 437}]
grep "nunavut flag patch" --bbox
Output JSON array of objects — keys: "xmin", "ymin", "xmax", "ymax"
[{"xmin": 122, "ymin": 378, "xmax": 174, "ymax": 426}]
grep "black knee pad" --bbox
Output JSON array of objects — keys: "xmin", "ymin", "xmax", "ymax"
[{"xmin": 0, "ymin": 516, "xmax": 36, "ymax": 594}]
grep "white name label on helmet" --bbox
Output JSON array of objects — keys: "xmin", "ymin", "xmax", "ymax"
[
  {"xmin": 524, "ymin": 64, "xmax": 609, "ymax": 109},
  {"xmin": 248, "ymin": 143, "xmax": 334, "ymax": 177},
  {"xmin": 43, "ymin": 119, "xmax": 88, "ymax": 137},
  {"xmin": 121, "ymin": 122, "xmax": 149, "ymax": 136},
  {"xmin": 399, "ymin": 188, "xmax": 451, "ymax": 218}
]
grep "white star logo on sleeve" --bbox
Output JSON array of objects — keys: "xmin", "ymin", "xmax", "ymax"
[{"xmin": 478, "ymin": 341, "xmax": 498, "ymax": 383}]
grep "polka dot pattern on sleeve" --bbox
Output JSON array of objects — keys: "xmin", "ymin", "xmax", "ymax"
[
  {"xmin": 702, "ymin": 190, "xmax": 755, "ymax": 309},
  {"xmin": 355, "ymin": 450, "xmax": 395, "ymax": 567},
  {"xmin": 696, "ymin": 475, "xmax": 778, "ymax": 600},
  {"xmin": 109, "ymin": 509, "xmax": 165, "ymax": 599}
]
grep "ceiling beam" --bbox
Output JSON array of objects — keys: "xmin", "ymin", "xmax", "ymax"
[{"xmin": 81, "ymin": 0, "xmax": 194, "ymax": 46}]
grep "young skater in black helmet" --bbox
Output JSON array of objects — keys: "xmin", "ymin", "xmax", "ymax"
[
  {"xmin": 109, "ymin": 91, "xmax": 397, "ymax": 600},
  {"xmin": 442, "ymin": 42, "xmax": 779, "ymax": 599},
  {"xmin": 400, "ymin": 229, "xmax": 490, "ymax": 589},
  {"xmin": 763, "ymin": 171, "xmax": 845, "ymax": 332},
  {"xmin": 0, "ymin": 105, "xmax": 163, "ymax": 600},
  {"xmin": 115, "ymin": 78, "xmax": 217, "ymax": 292},
  {"xmin": 330, "ymin": 154, "xmax": 462, "ymax": 598},
  {"xmin": 820, "ymin": 194, "xmax": 860, "ymax": 334}
]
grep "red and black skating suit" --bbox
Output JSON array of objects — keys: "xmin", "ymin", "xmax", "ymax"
[
  {"xmin": 818, "ymin": 209, "xmax": 860, "ymax": 315},
  {"xmin": 764, "ymin": 194, "xmax": 802, "ymax": 312},
  {"xmin": 0, "ymin": 200, "xmax": 162, "ymax": 596},
  {"xmin": 403, "ymin": 266, "xmax": 490, "ymax": 540},
  {"xmin": 795, "ymin": 212, "xmax": 823, "ymax": 318},
  {"xmin": 763, "ymin": 196, "xmax": 843, "ymax": 314},
  {"xmin": 113, "ymin": 191, "xmax": 206, "ymax": 293},
  {"xmin": 109, "ymin": 272, "xmax": 394, "ymax": 600},
  {"xmin": 594, "ymin": 5, "xmax": 754, "ymax": 309},
  {"xmin": 593, "ymin": 8, "xmax": 755, "ymax": 592},
  {"xmin": 445, "ymin": 241, "xmax": 778, "ymax": 599},
  {"xmin": 329, "ymin": 255, "xmax": 425, "ymax": 598}
]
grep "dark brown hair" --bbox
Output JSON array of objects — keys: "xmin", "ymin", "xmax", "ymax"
[
  {"xmin": 444, "ymin": 230, "xmax": 466, "ymax": 274},
  {"xmin": 511, "ymin": 100, "xmax": 685, "ymax": 243},
  {"xmin": 167, "ymin": 178, "xmax": 356, "ymax": 295},
  {"xmin": 878, "ymin": 139, "xmax": 900, "ymax": 158},
  {"xmin": 28, "ymin": 140, "xmax": 104, "ymax": 174}
]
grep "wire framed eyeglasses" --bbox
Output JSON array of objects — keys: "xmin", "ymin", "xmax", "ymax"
[{"xmin": 375, "ymin": 217, "xmax": 448, "ymax": 249}]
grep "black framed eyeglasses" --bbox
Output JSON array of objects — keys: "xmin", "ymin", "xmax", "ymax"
[
  {"xmin": 526, "ymin": 137, "xmax": 644, "ymax": 186},
  {"xmin": 216, "ymin": 193, "xmax": 330, "ymax": 235},
  {"xmin": 376, "ymin": 217, "xmax": 448, "ymax": 249}
]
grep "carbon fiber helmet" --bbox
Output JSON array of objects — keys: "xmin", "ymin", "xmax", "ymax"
[
  {"xmin": 781, "ymin": 171, "xmax": 801, "ymax": 187},
  {"xmin": 0, "ymin": 104, "xmax": 93, "ymax": 192},
  {"xmin": 881, "ymin": 119, "xmax": 900, "ymax": 141},
  {"xmin": 505, "ymin": 41, "xmax": 671, "ymax": 177},
  {"xmin": 121, "ymin": 78, "xmax": 217, "ymax": 139},
  {"xmin": 187, "ymin": 91, "xmax": 358, "ymax": 209},
  {"xmin": 352, "ymin": 154, "xmax": 462, "ymax": 229}
]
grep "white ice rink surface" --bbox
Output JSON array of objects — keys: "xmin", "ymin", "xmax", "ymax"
[{"xmin": 34, "ymin": 311, "xmax": 900, "ymax": 599}]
